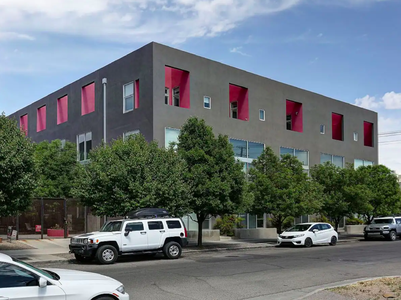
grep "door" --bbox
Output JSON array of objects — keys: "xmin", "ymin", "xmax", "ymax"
[
  {"xmin": 0, "ymin": 262, "xmax": 65, "ymax": 300},
  {"xmin": 309, "ymin": 224, "xmax": 325, "ymax": 244},
  {"xmin": 121, "ymin": 221, "xmax": 147, "ymax": 252},
  {"xmin": 395, "ymin": 218, "xmax": 401, "ymax": 235},
  {"xmin": 320, "ymin": 224, "xmax": 333, "ymax": 242},
  {"xmin": 146, "ymin": 221, "xmax": 168, "ymax": 249}
]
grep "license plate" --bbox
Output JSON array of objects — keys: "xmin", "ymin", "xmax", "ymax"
[{"xmin": 383, "ymin": 231, "xmax": 389, "ymax": 234}]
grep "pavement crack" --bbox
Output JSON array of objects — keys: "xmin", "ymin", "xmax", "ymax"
[{"xmin": 151, "ymin": 281, "xmax": 197, "ymax": 300}]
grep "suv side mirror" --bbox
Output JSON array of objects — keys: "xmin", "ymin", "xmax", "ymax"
[
  {"xmin": 124, "ymin": 230, "xmax": 131, "ymax": 237},
  {"xmin": 313, "ymin": 229, "xmax": 319, "ymax": 233},
  {"xmin": 39, "ymin": 277, "xmax": 47, "ymax": 288}
]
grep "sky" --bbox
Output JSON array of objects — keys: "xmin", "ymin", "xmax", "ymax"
[{"xmin": 0, "ymin": 0, "xmax": 400, "ymax": 173}]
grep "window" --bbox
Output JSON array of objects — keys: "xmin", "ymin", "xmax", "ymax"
[
  {"xmin": 81, "ymin": 82, "xmax": 95, "ymax": 116},
  {"xmin": 259, "ymin": 109, "xmax": 265, "ymax": 121},
  {"xmin": 60, "ymin": 139, "xmax": 66, "ymax": 149},
  {"xmin": 20, "ymin": 114, "xmax": 28, "ymax": 136},
  {"xmin": 77, "ymin": 132, "xmax": 92, "ymax": 161},
  {"xmin": 173, "ymin": 87, "xmax": 180, "ymax": 107},
  {"xmin": 165, "ymin": 88, "xmax": 169, "ymax": 105},
  {"xmin": 280, "ymin": 147, "xmax": 310, "ymax": 171},
  {"xmin": 248, "ymin": 142, "xmax": 264, "ymax": 159},
  {"xmin": 134, "ymin": 79, "xmax": 139, "ymax": 109},
  {"xmin": 123, "ymin": 130, "xmax": 140, "ymax": 141},
  {"xmin": 231, "ymin": 101, "xmax": 238, "ymax": 119},
  {"xmin": 123, "ymin": 82, "xmax": 134, "ymax": 112},
  {"xmin": 57, "ymin": 95, "xmax": 68, "ymax": 125},
  {"xmin": 332, "ymin": 113, "xmax": 343, "ymax": 141},
  {"xmin": 286, "ymin": 100, "xmax": 303, "ymax": 132},
  {"xmin": 165, "ymin": 128, "xmax": 181, "ymax": 148},
  {"xmin": 257, "ymin": 215, "xmax": 264, "ymax": 228},
  {"xmin": 167, "ymin": 221, "xmax": 182, "ymax": 229},
  {"xmin": 204, "ymin": 96, "xmax": 211, "ymax": 109},
  {"xmin": 354, "ymin": 159, "xmax": 374, "ymax": 169},
  {"xmin": 37, "ymin": 105, "xmax": 46, "ymax": 132},
  {"xmin": 354, "ymin": 132, "xmax": 358, "ymax": 141},
  {"xmin": 320, "ymin": 125, "xmax": 325, "ymax": 134},
  {"xmin": 364, "ymin": 121, "xmax": 374, "ymax": 147},
  {"xmin": 230, "ymin": 139, "xmax": 247, "ymax": 158},
  {"xmin": 148, "ymin": 221, "xmax": 164, "ymax": 230},
  {"xmin": 320, "ymin": 153, "xmax": 344, "ymax": 168},
  {"xmin": 286, "ymin": 115, "xmax": 292, "ymax": 130},
  {"xmin": 0, "ymin": 262, "xmax": 39, "ymax": 288},
  {"xmin": 125, "ymin": 222, "xmax": 144, "ymax": 232}
]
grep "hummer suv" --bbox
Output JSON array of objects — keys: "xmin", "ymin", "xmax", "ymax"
[
  {"xmin": 364, "ymin": 216, "xmax": 401, "ymax": 241},
  {"xmin": 69, "ymin": 213, "xmax": 188, "ymax": 264}
]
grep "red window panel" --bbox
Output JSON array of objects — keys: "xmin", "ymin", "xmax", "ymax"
[
  {"xmin": 135, "ymin": 79, "xmax": 139, "ymax": 109},
  {"xmin": 286, "ymin": 100, "xmax": 303, "ymax": 132},
  {"xmin": 37, "ymin": 105, "xmax": 46, "ymax": 132},
  {"xmin": 57, "ymin": 95, "xmax": 68, "ymax": 125},
  {"xmin": 20, "ymin": 114, "xmax": 28, "ymax": 136},
  {"xmin": 332, "ymin": 113, "xmax": 343, "ymax": 141},
  {"xmin": 81, "ymin": 82, "xmax": 95, "ymax": 116},
  {"xmin": 364, "ymin": 121, "xmax": 374, "ymax": 147},
  {"xmin": 165, "ymin": 66, "xmax": 190, "ymax": 109},
  {"xmin": 229, "ymin": 84, "xmax": 249, "ymax": 121}
]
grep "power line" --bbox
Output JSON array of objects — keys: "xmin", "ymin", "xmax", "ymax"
[
  {"xmin": 378, "ymin": 131, "xmax": 401, "ymax": 136},
  {"xmin": 379, "ymin": 140, "xmax": 401, "ymax": 145}
]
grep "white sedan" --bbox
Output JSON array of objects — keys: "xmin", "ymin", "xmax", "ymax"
[
  {"xmin": 277, "ymin": 222, "xmax": 338, "ymax": 247},
  {"xmin": 0, "ymin": 253, "xmax": 129, "ymax": 300}
]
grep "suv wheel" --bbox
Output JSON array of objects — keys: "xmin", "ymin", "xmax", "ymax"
[
  {"xmin": 388, "ymin": 230, "xmax": 397, "ymax": 241},
  {"xmin": 163, "ymin": 241, "xmax": 182, "ymax": 259},
  {"xmin": 97, "ymin": 245, "xmax": 118, "ymax": 264}
]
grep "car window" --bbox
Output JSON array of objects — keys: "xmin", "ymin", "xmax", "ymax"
[
  {"xmin": 372, "ymin": 219, "xmax": 393, "ymax": 224},
  {"xmin": 125, "ymin": 222, "xmax": 144, "ymax": 231},
  {"xmin": 321, "ymin": 224, "xmax": 331, "ymax": 230},
  {"xmin": 100, "ymin": 221, "xmax": 122, "ymax": 232},
  {"xmin": 0, "ymin": 262, "xmax": 39, "ymax": 288},
  {"xmin": 148, "ymin": 221, "xmax": 164, "ymax": 230},
  {"xmin": 396, "ymin": 219, "xmax": 401, "ymax": 225},
  {"xmin": 287, "ymin": 224, "xmax": 312, "ymax": 232},
  {"xmin": 309, "ymin": 225, "xmax": 319, "ymax": 231},
  {"xmin": 167, "ymin": 221, "xmax": 182, "ymax": 229}
]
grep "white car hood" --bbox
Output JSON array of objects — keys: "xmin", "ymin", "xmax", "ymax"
[
  {"xmin": 46, "ymin": 268, "xmax": 121, "ymax": 285},
  {"xmin": 74, "ymin": 232, "xmax": 118, "ymax": 239},
  {"xmin": 281, "ymin": 231, "xmax": 306, "ymax": 236}
]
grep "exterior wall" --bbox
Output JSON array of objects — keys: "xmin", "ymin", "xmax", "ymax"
[
  {"xmin": 8, "ymin": 43, "xmax": 155, "ymax": 146},
  {"xmin": 152, "ymin": 43, "xmax": 378, "ymax": 166}
]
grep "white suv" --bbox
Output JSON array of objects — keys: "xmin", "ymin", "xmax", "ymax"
[{"xmin": 69, "ymin": 217, "xmax": 188, "ymax": 264}]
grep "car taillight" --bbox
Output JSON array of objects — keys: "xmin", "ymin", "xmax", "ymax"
[{"xmin": 184, "ymin": 227, "xmax": 187, "ymax": 238}]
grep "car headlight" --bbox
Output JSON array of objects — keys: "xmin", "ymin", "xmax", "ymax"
[
  {"xmin": 116, "ymin": 285, "xmax": 126, "ymax": 294},
  {"xmin": 83, "ymin": 238, "xmax": 88, "ymax": 244},
  {"xmin": 382, "ymin": 226, "xmax": 389, "ymax": 230},
  {"xmin": 293, "ymin": 234, "xmax": 305, "ymax": 238}
]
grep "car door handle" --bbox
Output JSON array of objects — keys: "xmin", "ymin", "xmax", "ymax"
[
  {"xmin": 140, "ymin": 232, "xmax": 146, "ymax": 235},
  {"xmin": 160, "ymin": 230, "xmax": 165, "ymax": 233}
]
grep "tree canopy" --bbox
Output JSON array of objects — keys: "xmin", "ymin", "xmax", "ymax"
[{"xmin": 0, "ymin": 113, "xmax": 36, "ymax": 216}]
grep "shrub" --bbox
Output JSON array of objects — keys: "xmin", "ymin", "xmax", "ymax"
[
  {"xmin": 213, "ymin": 215, "xmax": 244, "ymax": 236},
  {"xmin": 345, "ymin": 216, "xmax": 364, "ymax": 225}
]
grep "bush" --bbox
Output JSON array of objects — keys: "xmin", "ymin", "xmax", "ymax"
[
  {"xmin": 345, "ymin": 216, "xmax": 364, "ymax": 225},
  {"xmin": 282, "ymin": 217, "xmax": 295, "ymax": 231},
  {"xmin": 213, "ymin": 215, "xmax": 244, "ymax": 236},
  {"xmin": 310, "ymin": 214, "xmax": 334, "ymax": 226}
]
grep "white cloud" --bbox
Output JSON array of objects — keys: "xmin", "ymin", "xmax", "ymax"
[
  {"xmin": 378, "ymin": 116, "xmax": 401, "ymax": 174},
  {"xmin": 355, "ymin": 92, "xmax": 401, "ymax": 111},
  {"xmin": 382, "ymin": 92, "xmax": 401, "ymax": 109},
  {"xmin": 354, "ymin": 95, "xmax": 380, "ymax": 110},
  {"xmin": 230, "ymin": 47, "xmax": 251, "ymax": 57},
  {"xmin": 0, "ymin": 32, "xmax": 35, "ymax": 41}
]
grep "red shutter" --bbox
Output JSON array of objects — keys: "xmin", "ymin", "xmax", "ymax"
[
  {"xmin": 20, "ymin": 114, "xmax": 28, "ymax": 136},
  {"xmin": 57, "ymin": 95, "xmax": 68, "ymax": 124},
  {"xmin": 37, "ymin": 105, "xmax": 46, "ymax": 132},
  {"xmin": 81, "ymin": 83, "xmax": 95, "ymax": 115},
  {"xmin": 135, "ymin": 79, "xmax": 139, "ymax": 109}
]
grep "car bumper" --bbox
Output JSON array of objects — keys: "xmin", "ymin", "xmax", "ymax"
[
  {"xmin": 116, "ymin": 292, "xmax": 130, "ymax": 300},
  {"xmin": 277, "ymin": 237, "xmax": 305, "ymax": 246},
  {"xmin": 69, "ymin": 243, "xmax": 98, "ymax": 256},
  {"xmin": 365, "ymin": 230, "xmax": 391, "ymax": 237}
]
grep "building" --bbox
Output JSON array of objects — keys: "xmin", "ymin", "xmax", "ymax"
[{"xmin": 9, "ymin": 42, "xmax": 378, "ymax": 232}]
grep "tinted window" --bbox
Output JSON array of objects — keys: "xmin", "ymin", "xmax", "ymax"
[
  {"xmin": 0, "ymin": 262, "xmax": 39, "ymax": 288},
  {"xmin": 148, "ymin": 221, "xmax": 164, "ymax": 230},
  {"xmin": 100, "ymin": 221, "xmax": 122, "ymax": 232},
  {"xmin": 125, "ymin": 222, "xmax": 144, "ymax": 231},
  {"xmin": 321, "ymin": 224, "xmax": 331, "ymax": 230},
  {"xmin": 167, "ymin": 221, "xmax": 182, "ymax": 229},
  {"xmin": 309, "ymin": 225, "xmax": 319, "ymax": 231},
  {"xmin": 396, "ymin": 219, "xmax": 401, "ymax": 225}
]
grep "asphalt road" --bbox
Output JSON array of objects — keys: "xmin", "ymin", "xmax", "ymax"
[{"xmin": 37, "ymin": 239, "xmax": 401, "ymax": 300}]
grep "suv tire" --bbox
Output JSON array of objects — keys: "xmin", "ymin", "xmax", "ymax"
[
  {"xmin": 97, "ymin": 245, "xmax": 118, "ymax": 264},
  {"xmin": 388, "ymin": 230, "xmax": 397, "ymax": 241},
  {"xmin": 163, "ymin": 241, "xmax": 182, "ymax": 259}
]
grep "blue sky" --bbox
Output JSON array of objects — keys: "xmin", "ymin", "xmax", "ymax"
[{"xmin": 0, "ymin": 0, "xmax": 400, "ymax": 173}]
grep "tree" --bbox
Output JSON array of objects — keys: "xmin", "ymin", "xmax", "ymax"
[
  {"xmin": 249, "ymin": 147, "xmax": 323, "ymax": 233},
  {"xmin": 177, "ymin": 117, "xmax": 246, "ymax": 247},
  {"xmin": 73, "ymin": 134, "xmax": 190, "ymax": 217},
  {"xmin": 0, "ymin": 113, "xmax": 36, "ymax": 216},
  {"xmin": 350, "ymin": 165, "xmax": 401, "ymax": 223},
  {"xmin": 34, "ymin": 139, "xmax": 79, "ymax": 198},
  {"xmin": 310, "ymin": 163, "xmax": 355, "ymax": 231}
]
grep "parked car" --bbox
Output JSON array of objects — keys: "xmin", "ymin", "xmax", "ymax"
[
  {"xmin": 364, "ymin": 216, "xmax": 401, "ymax": 241},
  {"xmin": 69, "ymin": 213, "xmax": 188, "ymax": 264},
  {"xmin": 277, "ymin": 222, "xmax": 338, "ymax": 247},
  {"xmin": 0, "ymin": 253, "xmax": 129, "ymax": 300}
]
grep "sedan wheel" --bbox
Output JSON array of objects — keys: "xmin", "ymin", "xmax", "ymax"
[
  {"xmin": 304, "ymin": 237, "xmax": 313, "ymax": 248},
  {"xmin": 329, "ymin": 236, "xmax": 337, "ymax": 246}
]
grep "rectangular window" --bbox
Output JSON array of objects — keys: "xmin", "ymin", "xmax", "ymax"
[
  {"xmin": 123, "ymin": 130, "xmax": 140, "ymax": 141},
  {"xmin": 332, "ymin": 113, "xmax": 343, "ymax": 141},
  {"xmin": 320, "ymin": 153, "xmax": 344, "ymax": 168},
  {"xmin": 248, "ymin": 142, "xmax": 264, "ymax": 159},
  {"xmin": 167, "ymin": 221, "xmax": 182, "ymax": 229},
  {"xmin": 280, "ymin": 147, "xmax": 294, "ymax": 157},
  {"xmin": 37, "ymin": 105, "xmax": 46, "ymax": 132},
  {"xmin": 259, "ymin": 109, "xmax": 265, "ymax": 121},
  {"xmin": 134, "ymin": 79, "xmax": 139, "ymax": 109},
  {"xmin": 280, "ymin": 146, "xmax": 310, "ymax": 172},
  {"xmin": 165, "ymin": 128, "xmax": 181, "ymax": 148},
  {"xmin": 353, "ymin": 132, "xmax": 358, "ymax": 141},
  {"xmin": 204, "ymin": 96, "xmax": 211, "ymax": 109},
  {"xmin": 173, "ymin": 87, "xmax": 180, "ymax": 107},
  {"xmin": 286, "ymin": 100, "xmax": 303, "ymax": 132},
  {"xmin": 82, "ymin": 82, "xmax": 95, "ymax": 116},
  {"xmin": 231, "ymin": 101, "xmax": 238, "ymax": 119},
  {"xmin": 148, "ymin": 221, "xmax": 164, "ymax": 230},
  {"xmin": 57, "ymin": 95, "xmax": 68, "ymax": 125},
  {"xmin": 320, "ymin": 125, "xmax": 325, "ymax": 134},
  {"xmin": 229, "ymin": 84, "xmax": 249, "ymax": 121},
  {"xmin": 364, "ymin": 121, "xmax": 373, "ymax": 147},
  {"xmin": 354, "ymin": 159, "xmax": 374, "ymax": 169},
  {"xmin": 332, "ymin": 155, "xmax": 344, "ymax": 168},
  {"xmin": 286, "ymin": 115, "xmax": 292, "ymax": 130},
  {"xmin": 295, "ymin": 149, "xmax": 309, "ymax": 166},
  {"xmin": 77, "ymin": 132, "xmax": 92, "ymax": 161},
  {"xmin": 165, "ymin": 88, "xmax": 169, "ymax": 105},
  {"xmin": 125, "ymin": 222, "xmax": 144, "ymax": 231},
  {"xmin": 60, "ymin": 139, "xmax": 66, "ymax": 149},
  {"xmin": 320, "ymin": 153, "xmax": 332, "ymax": 164},
  {"xmin": 123, "ymin": 82, "xmax": 134, "ymax": 113},
  {"xmin": 20, "ymin": 114, "xmax": 28, "ymax": 136},
  {"xmin": 230, "ymin": 139, "xmax": 247, "ymax": 158},
  {"xmin": 257, "ymin": 215, "xmax": 264, "ymax": 228}
]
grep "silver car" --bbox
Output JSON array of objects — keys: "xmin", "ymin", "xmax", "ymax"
[{"xmin": 364, "ymin": 216, "xmax": 401, "ymax": 241}]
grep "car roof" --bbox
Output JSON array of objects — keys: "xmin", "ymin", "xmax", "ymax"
[
  {"xmin": 0, "ymin": 253, "xmax": 13, "ymax": 263},
  {"xmin": 109, "ymin": 217, "xmax": 182, "ymax": 222}
]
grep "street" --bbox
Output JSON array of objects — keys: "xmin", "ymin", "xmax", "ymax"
[{"xmin": 35, "ymin": 239, "xmax": 401, "ymax": 300}]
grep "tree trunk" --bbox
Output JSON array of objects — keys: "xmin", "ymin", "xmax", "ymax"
[
  {"xmin": 197, "ymin": 213, "xmax": 206, "ymax": 247},
  {"xmin": 275, "ymin": 216, "xmax": 284, "ymax": 234},
  {"xmin": 334, "ymin": 217, "xmax": 340, "ymax": 232}
]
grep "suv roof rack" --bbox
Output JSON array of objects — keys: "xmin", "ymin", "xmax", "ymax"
[{"xmin": 126, "ymin": 208, "xmax": 170, "ymax": 219}]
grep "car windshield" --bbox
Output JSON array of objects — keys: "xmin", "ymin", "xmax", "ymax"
[
  {"xmin": 286, "ymin": 224, "xmax": 311, "ymax": 232},
  {"xmin": 13, "ymin": 258, "xmax": 58, "ymax": 280},
  {"xmin": 100, "ymin": 221, "xmax": 122, "ymax": 232},
  {"xmin": 372, "ymin": 219, "xmax": 393, "ymax": 224}
]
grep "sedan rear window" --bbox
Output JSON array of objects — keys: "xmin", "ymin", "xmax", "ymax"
[{"xmin": 167, "ymin": 221, "xmax": 182, "ymax": 229}]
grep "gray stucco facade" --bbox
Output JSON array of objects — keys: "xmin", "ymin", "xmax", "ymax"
[{"xmin": 9, "ymin": 42, "xmax": 378, "ymax": 168}]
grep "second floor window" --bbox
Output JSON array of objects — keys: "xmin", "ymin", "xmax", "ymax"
[
  {"xmin": 173, "ymin": 87, "xmax": 180, "ymax": 107},
  {"xmin": 77, "ymin": 132, "xmax": 92, "ymax": 161},
  {"xmin": 286, "ymin": 115, "xmax": 292, "ymax": 130},
  {"xmin": 165, "ymin": 88, "xmax": 169, "ymax": 105},
  {"xmin": 124, "ymin": 82, "xmax": 134, "ymax": 112},
  {"xmin": 231, "ymin": 102, "xmax": 238, "ymax": 119}
]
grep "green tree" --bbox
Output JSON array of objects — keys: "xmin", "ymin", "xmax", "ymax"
[
  {"xmin": 0, "ymin": 113, "xmax": 36, "ymax": 216},
  {"xmin": 177, "ymin": 117, "xmax": 246, "ymax": 247},
  {"xmin": 34, "ymin": 140, "xmax": 79, "ymax": 198},
  {"xmin": 350, "ymin": 165, "xmax": 401, "ymax": 223},
  {"xmin": 249, "ymin": 147, "xmax": 323, "ymax": 233},
  {"xmin": 73, "ymin": 134, "xmax": 190, "ymax": 217},
  {"xmin": 310, "ymin": 163, "xmax": 355, "ymax": 231}
]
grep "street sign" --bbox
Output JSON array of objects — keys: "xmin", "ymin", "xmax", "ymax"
[{"xmin": 35, "ymin": 225, "xmax": 41, "ymax": 232}]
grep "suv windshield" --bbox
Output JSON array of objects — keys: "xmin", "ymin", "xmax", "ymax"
[
  {"xmin": 286, "ymin": 224, "xmax": 311, "ymax": 232},
  {"xmin": 372, "ymin": 219, "xmax": 393, "ymax": 224},
  {"xmin": 100, "ymin": 221, "xmax": 122, "ymax": 232}
]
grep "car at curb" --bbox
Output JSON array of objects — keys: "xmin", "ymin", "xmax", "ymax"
[
  {"xmin": 277, "ymin": 222, "xmax": 338, "ymax": 247},
  {"xmin": 0, "ymin": 253, "xmax": 129, "ymax": 300},
  {"xmin": 364, "ymin": 216, "xmax": 401, "ymax": 241}
]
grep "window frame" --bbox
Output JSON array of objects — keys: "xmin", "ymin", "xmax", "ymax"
[
  {"xmin": 76, "ymin": 132, "xmax": 92, "ymax": 162},
  {"xmin": 353, "ymin": 132, "xmax": 358, "ymax": 142},
  {"xmin": 203, "ymin": 96, "xmax": 211, "ymax": 109},
  {"xmin": 173, "ymin": 87, "xmax": 180, "ymax": 107},
  {"xmin": 320, "ymin": 125, "xmax": 325, "ymax": 134},
  {"xmin": 124, "ymin": 222, "xmax": 144, "ymax": 232},
  {"xmin": 320, "ymin": 153, "xmax": 344, "ymax": 168},
  {"xmin": 123, "ymin": 82, "xmax": 134, "ymax": 113},
  {"xmin": 231, "ymin": 101, "xmax": 238, "ymax": 119},
  {"xmin": 286, "ymin": 114, "xmax": 292, "ymax": 130},
  {"xmin": 165, "ymin": 87, "xmax": 170, "ymax": 105},
  {"xmin": 147, "ymin": 221, "xmax": 164, "ymax": 230},
  {"xmin": 123, "ymin": 130, "xmax": 140, "ymax": 141},
  {"xmin": 259, "ymin": 109, "xmax": 265, "ymax": 121}
]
